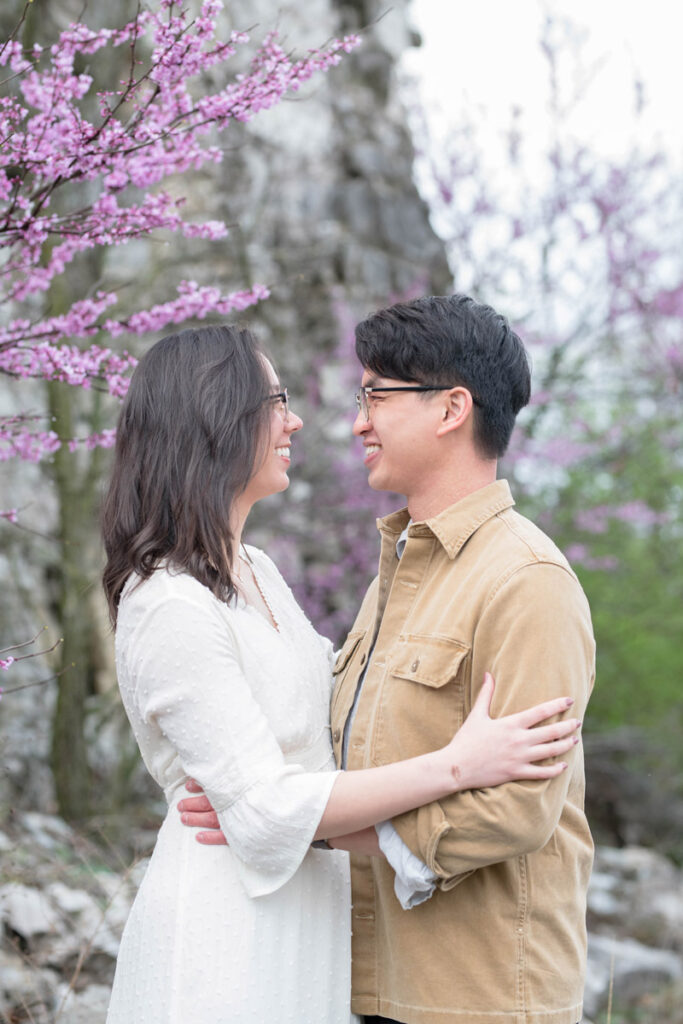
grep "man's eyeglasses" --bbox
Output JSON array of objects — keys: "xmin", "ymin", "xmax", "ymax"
[
  {"xmin": 267, "ymin": 388, "xmax": 289, "ymax": 419},
  {"xmin": 354, "ymin": 385, "xmax": 483, "ymax": 422}
]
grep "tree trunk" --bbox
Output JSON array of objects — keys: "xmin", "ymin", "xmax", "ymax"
[{"xmin": 47, "ymin": 380, "xmax": 96, "ymax": 821}]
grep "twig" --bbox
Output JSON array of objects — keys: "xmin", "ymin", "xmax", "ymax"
[
  {"xmin": 1, "ymin": 635, "xmax": 63, "ymax": 662},
  {"xmin": 0, "ymin": 625, "xmax": 49, "ymax": 655},
  {"xmin": 1, "ymin": 665, "xmax": 68, "ymax": 694},
  {"xmin": 606, "ymin": 950, "xmax": 615, "ymax": 1023}
]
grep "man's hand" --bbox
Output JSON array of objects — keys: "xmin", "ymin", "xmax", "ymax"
[{"xmin": 178, "ymin": 779, "xmax": 227, "ymax": 845}]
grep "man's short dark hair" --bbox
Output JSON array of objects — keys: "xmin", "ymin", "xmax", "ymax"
[{"xmin": 355, "ymin": 294, "xmax": 531, "ymax": 459}]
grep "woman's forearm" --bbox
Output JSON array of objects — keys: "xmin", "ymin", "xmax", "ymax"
[
  {"xmin": 314, "ymin": 749, "xmax": 455, "ymax": 841},
  {"xmin": 314, "ymin": 679, "xmax": 580, "ymax": 841},
  {"xmin": 180, "ymin": 678, "xmax": 580, "ymax": 847}
]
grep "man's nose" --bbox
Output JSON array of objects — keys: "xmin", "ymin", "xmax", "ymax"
[{"xmin": 352, "ymin": 409, "xmax": 370, "ymax": 436}]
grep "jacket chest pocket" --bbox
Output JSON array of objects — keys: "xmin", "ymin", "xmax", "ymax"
[{"xmin": 373, "ymin": 633, "xmax": 470, "ymax": 762}]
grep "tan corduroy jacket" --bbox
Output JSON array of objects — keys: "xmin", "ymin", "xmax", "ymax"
[{"xmin": 330, "ymin": 480, "xmax": 595, "ymax": 1024}]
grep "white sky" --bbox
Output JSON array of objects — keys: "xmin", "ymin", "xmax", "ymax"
[{"xmin": 404, "ymin": 0, "xmax": 683, "ymax": 164}]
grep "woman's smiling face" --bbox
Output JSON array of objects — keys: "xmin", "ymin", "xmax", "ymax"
[{"xmin": 238, "ymin": 358, "xmax": 302, "ymax": 508}]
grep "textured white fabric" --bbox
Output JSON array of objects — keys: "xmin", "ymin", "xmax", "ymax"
[{"xmin": 107, "ymin": 547, "xmax": 357, "ymax": 1024}]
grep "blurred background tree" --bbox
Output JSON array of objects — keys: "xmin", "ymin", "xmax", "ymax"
[{"xmin": 405, "ymin": 12, "xmax": 683, "ymax": 858}]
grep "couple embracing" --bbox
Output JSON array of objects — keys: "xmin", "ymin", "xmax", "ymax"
[{"xmin": 102, "ymin": 294, "xmax": 594, "ymax": 1024}]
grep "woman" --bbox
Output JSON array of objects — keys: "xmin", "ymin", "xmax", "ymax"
[{"xmin": 102, "ymin": 324, "xmax": 579, "ymax": 1024}]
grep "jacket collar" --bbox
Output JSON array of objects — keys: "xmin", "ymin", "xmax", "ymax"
[{"xmin": 377, "ymin": 479, "xmax": 515, "ymax": 560}]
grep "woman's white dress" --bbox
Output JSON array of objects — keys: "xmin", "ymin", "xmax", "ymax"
[{"xmin": 107, "ymin": 547, "xmax": 356, "ymax": 1024}]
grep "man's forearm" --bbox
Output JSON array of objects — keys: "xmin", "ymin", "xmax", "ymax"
[{"xmin": 328, "ymin": 826, "xmax": 383, "ymax": 856}]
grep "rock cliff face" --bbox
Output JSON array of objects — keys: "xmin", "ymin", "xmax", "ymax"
[
  {"xmin": 125, "ymin": 0, "xmax": 452, "ymax": 388},
  {"xmin": 0, "ymin": 0, "xmax": 450, "ymax": 817}
]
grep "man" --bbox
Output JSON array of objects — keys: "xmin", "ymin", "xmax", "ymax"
[
  {"xmin": 182, "ymin": 295, "xmax": 595, "ymax": 1024},
  {"xmin": 329, "ymin": 295, "xmax": 594, "ymax": 1024}
]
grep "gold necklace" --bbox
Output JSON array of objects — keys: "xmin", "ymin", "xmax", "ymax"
[{"xmin": 236, "ymin": 553, "xmax": 279, "ymax": 632}]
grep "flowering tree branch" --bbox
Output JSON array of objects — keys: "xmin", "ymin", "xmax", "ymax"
[
  {"xmin": 0, "ymin": 0, "xmax": 360, "ymax": 463},
  {"xmin": 0, "ymin": 626, "xmax": 63, "ymax": 673},
  {"xmin": 410, "ymin": 15, "xmax": 681, "ymax": 570}
]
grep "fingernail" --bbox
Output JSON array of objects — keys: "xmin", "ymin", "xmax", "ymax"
[
  {"xmin": 181, "ymin": 813, "xmax": 187, "ymax": 823},
  {"xmin": 573, "ymin": 735, "xmax": 580, "ymax": 745},
  {"xmin": 560, "ymin": 762, "xmax": 568, "ymax": 769},
  {"xmin": 565, "ymin": 698, "xmax": 574, "ymax": 707}
]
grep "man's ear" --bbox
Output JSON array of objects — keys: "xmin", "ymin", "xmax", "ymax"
[{"xmin": 435, "ymin": 387, "xmax": 474, "ymax": 437}]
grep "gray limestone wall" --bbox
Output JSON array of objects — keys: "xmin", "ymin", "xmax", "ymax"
[{"xmin": 0, "ymin": 0, "xmax": 450, "ymax": 813}]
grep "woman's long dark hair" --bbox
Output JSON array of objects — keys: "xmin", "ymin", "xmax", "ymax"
[{"xmin": 101, "ymin": 324, "xmax": 272, "ymax": 625}]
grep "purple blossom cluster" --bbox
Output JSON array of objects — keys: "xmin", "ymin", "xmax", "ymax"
[
  {"xmin": 413, "ymin": 24, "xmax": 682, "ymax": 577},
  {"xmin": 574, "ymin": 502, "xmax": 670, "ymax": 535},
  {"xmin": 0, "ymin": 412, "xmax": 61, "ymax": 462},
  {"xmin": 0, "ymin": 2, "xmax": 359, "ymax": 481},
  {"xmin": 67, "ymin": 429, "xmax": 117, "ymax": 453},
  {"xmin": 563, "ymin": 544, "xmax": 619, "ymax": 572}
]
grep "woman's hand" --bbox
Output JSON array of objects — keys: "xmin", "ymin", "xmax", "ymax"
[
  {"xmin": 179, "ymin": 780, "xmax": 227, "ymax": 845},
  {"xmin": 444, "ymin": 672, "xmax": 581, "ymax": 793}
]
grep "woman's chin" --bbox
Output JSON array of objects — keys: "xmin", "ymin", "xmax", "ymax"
[{"xmin": 258, "ymin": 475, "xmax": 291, "ymax": 501}]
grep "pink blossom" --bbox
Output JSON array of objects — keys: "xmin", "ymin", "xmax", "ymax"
[
  {"xmin": 106, "ymin": 282, "xmax": 270, "ymax": 337},
  {"xmin": 0, "ymin": 424, "xmax": 61, "ymax": 463},
  {"xmin": 574, "ymin": 501, "xmax": 668, "ymax": 535},
  {"xmin": 532, "ymin": 437, "xmax": 595, "ymax": 468},
  {"xmin": 68, "ymin": 428, "xmax": 117, "ymax": 453},
  {"xmin": 1, "ymin": 4, "xmax": 358, "ymax": 437},
  {"xmin": 564, "ymin": 544, "xmax": 619, "ymax": 572}
]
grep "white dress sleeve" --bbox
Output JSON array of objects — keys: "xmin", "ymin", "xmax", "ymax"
[{"xmin": 122, "ymin": 586, "xmax": 340, "ymax": 898}]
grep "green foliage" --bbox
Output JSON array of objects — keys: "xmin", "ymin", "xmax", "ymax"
[{"xmin": 580, "ymin": 550, "xmax": 683, "ymax": 731}]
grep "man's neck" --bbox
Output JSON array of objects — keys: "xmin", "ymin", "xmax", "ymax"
[{"xmin": 406, "ymin": 461, "xmax": 498, "ymax": 522}]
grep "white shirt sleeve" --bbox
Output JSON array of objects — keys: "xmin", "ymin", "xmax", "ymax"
[
  {"xmin": 121, "ymin": 588, "xmax": 340, "ymax": 898},
  {"xmin": 376, "ymin": 820, "xmax": 438, "ymax": 909}
]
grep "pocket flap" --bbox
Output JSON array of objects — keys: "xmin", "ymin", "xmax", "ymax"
[
  {"xmin": 332, "ymin": 631, "xmax": 364, "ymax": 675},
  {"xmin": 390, "ymin": 634, "xmax": 470, "ymax": 688}
]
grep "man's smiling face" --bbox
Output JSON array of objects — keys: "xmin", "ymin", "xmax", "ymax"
[{"xmin": 352, "ymin": 371, "xmax": 448, "ymax": 501}]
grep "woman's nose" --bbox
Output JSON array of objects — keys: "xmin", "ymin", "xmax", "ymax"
[{"xmin": 286, "ymin": 410, "xmax": 303, "ymax": 433}]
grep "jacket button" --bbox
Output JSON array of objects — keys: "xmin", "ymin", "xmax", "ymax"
[
  {"xmin": 333, "ymin": 728, "xmax": 341, "ymax": 742},
  {"xmin": 411, "ymin": 659, "xmax": 420, "ymax": 672}
]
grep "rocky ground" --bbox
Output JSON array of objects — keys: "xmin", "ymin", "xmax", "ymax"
[{"xmin": 1, "ymin": 811, "xmax": 682, "ymax": 1023}]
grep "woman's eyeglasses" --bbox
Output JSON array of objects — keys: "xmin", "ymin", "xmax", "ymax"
[{"xmin": 267, "ymin": 388, "xmax": 289, "ymax": 419}]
